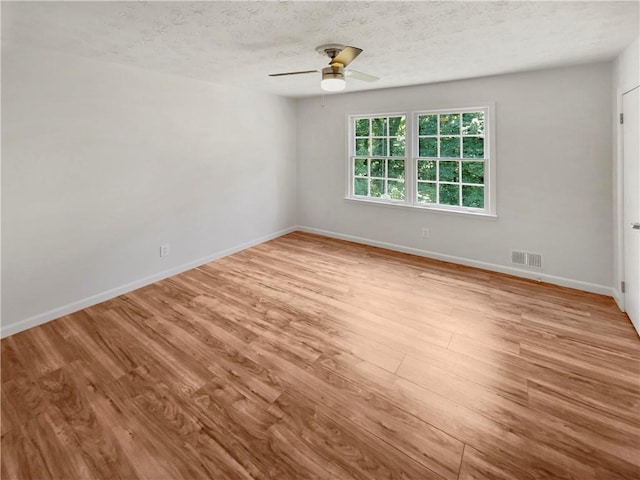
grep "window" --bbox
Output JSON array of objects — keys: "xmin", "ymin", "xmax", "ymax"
[
  {"xmin": 348, "ymin": 106, "xmax": 495, "ymax": 216},
  {"xmin": 351, "ymin": 115, "xmax": 406, "ymax": 201},
  {"xmin": 416, "ymin": 109, "xmax": 487, "ymax": 209}
]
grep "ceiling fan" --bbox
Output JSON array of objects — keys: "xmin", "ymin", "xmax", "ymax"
[{"xmin": 269, "ymin": 44, "xmax": 379, "ymax": 92}]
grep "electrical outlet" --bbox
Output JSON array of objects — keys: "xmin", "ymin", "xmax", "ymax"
[
  {"xmin": 160, "ymin": 244, "xmax": 170, "ymax": 257},
  {"xmin": 421, "ymin": 227, "xmax": 430, "ymax": 238}
]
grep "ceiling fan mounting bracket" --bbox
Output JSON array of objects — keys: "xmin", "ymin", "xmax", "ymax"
[{"xmin": 316, "ymin": 44, "xmax": 345, "ymax": 60}]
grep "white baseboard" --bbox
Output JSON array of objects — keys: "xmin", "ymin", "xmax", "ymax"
[
  {"xmin": 2, "ymin": 224, "xmax": 617, "ymax": 339},
  {"xmin": 612, "ymin": 289, "xmax": 625, "ymax": 312},
  {"xmin": 298, "ymin": 226, "xmax": 615, "ymax": 298},
  {"xmin": 612, "ymin": 290, "xmax": 639, "ymax": 337},
  {"xmin": 0, "ymin": 226, "xmax": 297, "ymax": 338}
]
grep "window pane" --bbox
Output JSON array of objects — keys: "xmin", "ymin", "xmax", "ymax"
[
  {"xmin": 370, "ymin": 179, "xmax": 384, "ymax": 197},
  {"xmin": 440, "ymin": 137, "xmax": 460, "ymax": 157},
  {"xmin": 390, "ymin": 138, "xmax": 406, "ymax": 157},
  {"xmin": 419, "ymin": 137, "xmax": 437, "ymax": 157},
  {"xmin": 417, "ymin": 160, "xmax": 436, "ymax": 181},
  {"xmin": 371, "ymin": 159, "xmax": 384, "ymax": 177},
  {"xmin": 462, "ymin": 112, "xmax": 484, "ymax": 135},
  {"xmin": 462, "ymin": 185, "xmax": 484, "ymax": 208},
  {"xmin": 354, "ymin": 178, "xmax": 368, "ymax": 196},
  {"xmin": 439, "ymin": 161, "xmax": 459, "ymax": 182},
  {"xmin": 418, "ymin": 115, "xmax": 437, "ymax": 135},
  {"xmin": 440, "ymin": 114, "xmax": 460, "ymax": 135},
  {"xmin": 388, "ymin": 159, "xmax": 404, "ymax": 179},
  {"xmin": 354, "ymin": 158, "xmax": 368, "ymax": 176},
  {"xmin": 463, "ymin": 137, "xmax": 484, "ymax": 158},
  {"xmin": 417, "ymin": 182, "xmax": 436, "ymax": 203},
  {"xmin": 372, "ymin": 117, "xmax": 387, "ymax": 136},
  {"xmin": 461, "ymin": 162, "xmax": 484, "ymax": 184},
  {"xmin": 389, "ymin": 116, "xmax": 405, "ymax": 136},
  {"xmin": 355, "ymin": 118, "xmax": 370, "ymax": 137},
  {"xmin": 356, "ymin": 138, "xmax": 369, "ymax": 155},
  {"xmin": 388, "ymin": 180, "xmax": 405, "ymax": 200},
  {"xmin": 439, "ymin": 184, "xmax": 460, "ymax": 205},
  {"xmin": 372, "ymin": 138, "xmax": 388, "ymax": 156}
]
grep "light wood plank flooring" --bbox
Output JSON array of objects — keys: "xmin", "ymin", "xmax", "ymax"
[{"xmin": 2, "ymin": 231, "xmax": 639, "ymax": 479}]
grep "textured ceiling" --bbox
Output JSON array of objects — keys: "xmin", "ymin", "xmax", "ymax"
[{"xmin": 2, "ymin": 1, "xmax": 639, "ymax": 98}]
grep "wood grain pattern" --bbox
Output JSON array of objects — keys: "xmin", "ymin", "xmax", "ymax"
[{"xmin": 2, "ymin": 231, "xmax": 639, "ymax": 479}]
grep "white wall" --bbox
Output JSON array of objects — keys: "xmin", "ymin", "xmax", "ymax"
[
  {"xmin": 0, "ymin": 46, "xmax": 621, "ymax": 337},
  {"xmin": 612, "ymin": 36, "xmax": 640, "ymax": 309},
  {"xmin": 1, "ymin": 45, "xmax": 298, "ymax": 335},
  {"xmin": 297, "ymin": 62, "xmax": 614, "ymax": 292},
  {"xmin": 614, "ymin": 36, "xmax": 640, "ymax": 92}
]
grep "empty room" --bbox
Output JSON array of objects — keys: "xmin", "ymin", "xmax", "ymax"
[{"xmin": 1, "ymin": 1, "xmax": 639, "ymax": 479}]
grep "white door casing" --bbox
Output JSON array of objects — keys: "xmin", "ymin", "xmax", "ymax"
[{"xmin": 622, "ymin": 86, "xmax": 639, "ymax": 334}]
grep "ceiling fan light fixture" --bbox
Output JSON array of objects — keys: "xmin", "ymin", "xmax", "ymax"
[
  {"xmin": 321, "ymin": 66, "xmax": 345, "ymax": 92},
  {"xmin": 321, "ymin": 77, "xmax": 346, "ymax": 92}
]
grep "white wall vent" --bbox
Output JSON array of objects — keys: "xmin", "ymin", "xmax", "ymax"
[{"xmin": 511, "ymin": 250, "xmax": 543, "ymax": 268}]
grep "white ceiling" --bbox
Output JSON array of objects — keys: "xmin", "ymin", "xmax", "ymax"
[{"xmin": 2, "ymin": 1, "xmax": 639, "ymax": 98}]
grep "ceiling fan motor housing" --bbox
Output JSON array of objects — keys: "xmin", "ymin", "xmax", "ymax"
[{"xmin": 322, "ymin": 65, "xmax": 345, "ymax": 81}]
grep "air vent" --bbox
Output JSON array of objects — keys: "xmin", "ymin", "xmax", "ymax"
[{"xmin": 511, "ymin": 250, "xmax": 543, "ymax": 268}]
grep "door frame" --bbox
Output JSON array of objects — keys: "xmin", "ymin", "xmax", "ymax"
[{"xmin": 615, "ymin": 83, "xmax": 640, "ymax": 312}]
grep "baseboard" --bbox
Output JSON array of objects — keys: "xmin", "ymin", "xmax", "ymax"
[
  {"xmin": 612, "ymin": 290, "xmax": 640, "ymax": 338},
  {"xmin": 0, "ymin": 226, "xmax": 297, "ymax": 338},
  {"xmin": 612, "ymin": 288, "xmax": 625, "ymax": 312},
  {"xmin": 3, "ymin": 224, "xmax": 617, "ymax": 338},
  {"xmin": 298, "ymin": 226, "xmax": 615, "ymax": 298}
]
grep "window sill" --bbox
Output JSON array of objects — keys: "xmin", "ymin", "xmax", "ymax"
[{"xmin": 344, "ymin": 196, "xmax": 498, "ymax": 219}]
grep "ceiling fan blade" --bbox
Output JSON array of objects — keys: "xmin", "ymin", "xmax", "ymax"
[
  {"xmin": 331, "ymin": 46, "xmax": 362, "ymax": 67},
  {"xmin": 269, "ymin": 70, "xmax": 318, "ymax": 77},
  {"xmin": 346, "ymin": 70, "xmax": 379, "ymax": 82}
]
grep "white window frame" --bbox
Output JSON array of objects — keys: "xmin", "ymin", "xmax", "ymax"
[
  {"xmin": 346, "ymin": 112, "xmax": 409, "ymax": 205},
  {"xmin": 346, "ymin": 104, "xmax": 496, "ymax": 217}
]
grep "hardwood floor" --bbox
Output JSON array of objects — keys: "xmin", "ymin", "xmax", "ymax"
[{"xmin": 2, "ymin": 231, "xmax": 639, "ymax": 479}]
